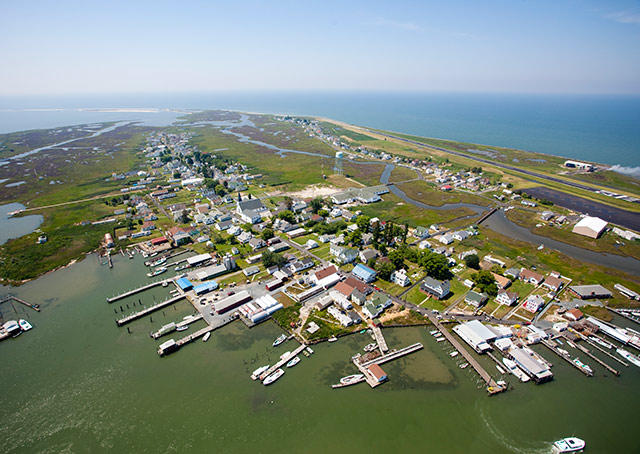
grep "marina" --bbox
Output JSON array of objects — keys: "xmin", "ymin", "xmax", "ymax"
[
  {"xmin": 116, "ymin": 294, "xmax": 185, "ymax": 326},
  {"xmin": 258, "ymin": 344, "xmax": 308, "ymax": 380},
  {"xmin": 106, "ymin": 278, "xmax": 174, "ymax": 303}
]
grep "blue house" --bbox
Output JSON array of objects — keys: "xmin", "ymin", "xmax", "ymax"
[{"xmin": 352, "ymin": 264, "xmax": 377, "ymax": 283}]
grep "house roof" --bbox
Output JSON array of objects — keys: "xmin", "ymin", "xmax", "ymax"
[
  {"xmin": 315, "ymin": 265, "xmax": 338, "ymax": 281},
  {"xmin": 344, "ymin": 276, "xmax": 371, "ymax": 295},
  {"xmin": 352, "ymin": 264, "xmax": 376, "ymax": 279},
  {"xmin": 238, "ymin": 198, "xmax": 266, "ymax": 212},
  {"xmin": 573, "ymin": 216, "xmax": 607, "ymax": 233},
  {"xmin": 334, "ymin": 282, "xmax": 355, "ymax": 298}
]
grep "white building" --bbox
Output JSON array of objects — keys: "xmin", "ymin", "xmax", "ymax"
[
  {"xmin": 390, "ymin": 269, "xmax": 411, "ymax": 287},
  {"xmin": 572, "ymin": 216, "xmax": 607, "ymax": 239}
]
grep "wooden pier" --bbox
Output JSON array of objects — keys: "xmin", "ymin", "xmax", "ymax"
[
  {"xmin": 573, "ymin": 332, "xmax": 628, "ymax": 367},
  {"xmin": 0, "ymin": 294, "xmax": 40, "ymax": 312},
  {"xmin": 158, "ymin": 315, "xmax": 237, "ymax": 356},
  {"xmin": 569, "ymin": 338, "xmax": 620, "ymax": 376},
  {"xmin": 150, "ymin": 314, "xmax": 203, "ymax": 339},
  {"xmin": 107, "ymin": 278, "xmax": 173, "ymax": 303},
  {"xmin": 360, "ymin": 343, "xmax": 424, "ymax": 368},
  {"xmin": 259, "ymin": 344, "xmax": 307, "ymax": 380},
  {"xmin": 371, "ymin": 326, "xmax": 389, "ymax": 353},
  {"xmin": 116, "ymin": 295, "xmax": 185, "ymax": 326},
  {"xmin": 541, "ymin": 339, "xmax": 594, "ymax": 377}
]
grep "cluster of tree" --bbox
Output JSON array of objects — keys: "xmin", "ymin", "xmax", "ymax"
[
  {"xmin": 373, "ymin": 243, "xmax": 450, "ymax": 281},
  {"xmin": 104, "ymin": 195, "xmax": 130, "ymax": 207},
  {"xmin": 277, "ymin": 210, "xmax": 296, "ymax": 224},
  {"xmin": 204, "ymin": 178, "xmax": 227, "ymax": 196},
  {"xmin": 261, "ymin": 228, "xmax": 274, "ymax": 241},
  {"xmin": 464, "ymin": 254, "xmax": 480, "ymax": 270},
  {"xmin": 471, "ymin": 270, "xmax": 498, "ymax": 297},
  {"xmin": 470, "ymin": 166, "xmax": 483, "ymax": 174},
  {"xmin": 309, "ymin": 220, "xmax": 346, "ymax": 235},
  {"xmin": 261, "ymin": 250, "xmax": 286, "ymax": 269}
]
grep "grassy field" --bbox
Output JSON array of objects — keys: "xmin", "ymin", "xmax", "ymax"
[{"xmin": 395, "ymin": 179, "xmax": 490, "ymax": 207}]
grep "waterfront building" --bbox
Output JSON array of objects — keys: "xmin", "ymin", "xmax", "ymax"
[{"xmin": 452, "ymin": 320, "xmax": 496, "ymax": 353}]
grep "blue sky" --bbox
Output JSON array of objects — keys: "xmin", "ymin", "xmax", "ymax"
[{"xmin": 1, "ymin": 0, "xmax": 639, "ymax": 94}]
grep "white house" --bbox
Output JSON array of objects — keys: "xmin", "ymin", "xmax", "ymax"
[
  {"xmin": 496, "ymin": 290, "xmax": 519, "ymax": 306},
  {"xmin": 523, "ymin": 295, "xmax": 545, "ymax": 313},
  {"xmin": 390, "ymin": 269, "xmax": 411, "ymax": 287}
]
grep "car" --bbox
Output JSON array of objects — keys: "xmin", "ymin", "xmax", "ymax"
[{"xmin": 227, "ymin": 290, "xmax": 235, "ymax": 296}]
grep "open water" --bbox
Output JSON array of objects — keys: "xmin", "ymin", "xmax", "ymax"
[{"xmin": 1, "ymin": 254, "xmax": 640, "ymax": 453}]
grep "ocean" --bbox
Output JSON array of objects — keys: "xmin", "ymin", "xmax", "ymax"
[{"xmin": 0, "ymin": 92, "xmax": 638, "ymax": 168}]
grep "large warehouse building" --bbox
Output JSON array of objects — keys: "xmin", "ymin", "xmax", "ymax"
[{"xmin": 572, "ymin": 216, "xmax": 607, "ymax": 239}]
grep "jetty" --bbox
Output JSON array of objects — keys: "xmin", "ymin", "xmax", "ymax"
[
  {"xmin": 116, "ymin": 295, "xmax": 185, "ymax": 326},
  {"xmin": 0, "ymin": 294, "xmax": 40, "ymax": 312},
  {"xmin": 107, "ymin": 278, "xmax": 173, "ymax": 303},
  {"xmin": 360, "ymin": 342, "xmax": 424, "ymax": 368},
  {"xmin": 259, "ymin": 344, "xmax": 307, "ymax": 380},
  {"xmin": 371, "ymin": 325, "xmax": 389, "ymax": 353},
  {"xmin": 158, "ymin": 315, "xmax": 237, "ymax": 356}
]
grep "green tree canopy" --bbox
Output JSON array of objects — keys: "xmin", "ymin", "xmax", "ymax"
[
  {"xmin": 472, "ymin": 270, "xmax": 497, "ymax": 297},
  {"xmin": 464, "ymin": 254, "xmax": 480, "ymax": 270},
  {"xmin": 261, "ymin": 250, "xmax": 286, "ymax": 268}
]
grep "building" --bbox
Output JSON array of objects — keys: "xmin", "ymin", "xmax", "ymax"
[
  {"xmin": 520, "ymin": 269, "xmax": 544, "ymax": 285},
  {"xmin": 564, "ymin": 160, "xmax": 594, "ymax": 171},
  {"xmin": 193, "ymin": 281, "xmax": 219, "ymax": 295},
  {"xmin": 452, "ymin": 320, "xmax": 496, "ymax": 353},
  {"xmin": 420, "ymin": 277, "xmax": 451, "ymax": 300},
  {"xmin": 313, "ymin": 265, "xmax": 339, "ymax": 284},
  {"xmin": 352, "ymin": 264, "xmax": 377, "ymax": 283},
  {"xmin": 465, "ymin": 290, "xmax": 488, "ymax": 308},
  {"xmin": 248, "ymin": 238, "xmax": 266, "ymax": 250},
  {"xmin": 334, "ymin": 281, "xmax": 355, "ymax": 300},
  {"xmin": 363, "ymin": 302, "xmax": 382, "ymax": 319},
  {"xmin": 213, "ymin": 290, "xmax": 252, "ymax": 314},
  {"xmin": 565, "ymin": 308, "xmax": 584, "ymax": 321},
  {"xmin": 367, "ymin": 364, "xmax": 388, "ymax": 382},
  {"xmin": 572, "ymin": 216, "xmax": 607, "ymax": 239},
  {"xmin": 509, "ymin": 346, "xmax": 553, "ymax": 383},
  {"xmin": 330, "ymin": 245, "xmax": 358, "ymax": 264},
  {"xmin": 496, "ymin": 290, "xmax": 519, "ymax": 306},
  {"xmin": 175, "ymin": 277, "xmax": 193, "ymax": 291},
  {"xmin": 492, "ymin": 273, "xmax": 511, "ymax": 290},
  {"xmin": 359, "ymin": 248, "xmax": 379, "ymax": 264},
  {"xmin": 243, "ymin": 266, "xmax": 260, "ymax": 277},
  {"xmin": 390, "ymin": 269, "xmax": 411, "ymax": 287},
  {"xmin": 104, "ymin": 233, "xmax": 115, "ymax": 248},
  {"xmin": 236, "ymin": 196, "xmax": 268, "ymax": 224},
  {"xmin": 568, "ymin": 284, "xmax": 612, "ymax": 300},
  {"xmin": 505, "ymin": 268, "xmax": 520, "ymax": 279},
  {"xmin": 523, "ymin": 295, "xmax": 545, "ymax": 313},
  {"xmin": 344, "ymin": 276, "xmax": 372, "ymax": 296},
  {"xmin": 288, "ymin": 257, "xmax": 314, "ymax": 274},
  {"xmin": 412, "ymin": 226, "xmax": 430, "ymax": 239},
  {"xmin": 328, "ymin": 306, "xmax": 352, "ymax": 327},
  {"xmin": 541, "ymin": 275, "xmax": 564, "ymax": 292}
]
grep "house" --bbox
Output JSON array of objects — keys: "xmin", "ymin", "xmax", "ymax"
[
  {"xmin": 305, "ymin": 239, "xmax": 319, "ymax": 249},
  {"xmin": 350, "ymin": 288, "xmax": 367, "ymax": 305},
  {"xmin": 268, "ymin": 241, "xmax": 290, "ymax": 253},
  {"xmin": 520, "ymin": 269, "xmax": 544, "ymax": 285},
  {"xmin": 465, "ymin": 290, "xmax": 488, "ymax": 308},
  {"xmin": 361, "ymin": 232, "xmax": 374, "ymax": 245},
  {"xmin": 492, "ymin": 273, "xmax": 512, "ymax": 290},
  {"xmin": 412, "ymin": 226, "xmax": 430, "ymax": 239},
  {"xmin": 215, "ymin": 220, "xmax": 233, "ymax": 231},
  {"xmin": 541, "ymin": 275, "xmax": 564, "ymax": 292},
  {"xmin": 344, "ymin": 276, "xmax": 372, "ymax": 296},
  {"xmin": 141, "ymin": 221, "xmax": 156, "ymax": 231},
  {"xmin": 363, "ymin": 302, "xmax": 382, "ymax": 319},
  {"xmin": 288, "ymin": 257, "xmax": 314, "ymax": 274},
  {"xmin": 348, "ymin": 311, "xmax": 362, "ymax": 325},
  {"xmin": 370, "ymin": 291, "xmax": 392, "ymax": 310},
  {"xmin": 418, "ymin": 240, "xmax": 432, "ymax": 250},
  {"xmin": 523, "ymin": 295, "xmax": 545, "ymax": 312},
  {"xmin": 228, "ymin": 225, "xmax": 242, "ymax": 236},
  {"xmin": 318, "ymin": 234, "xmax": 336, "ymax": 244},
  {"xmin": 341, "ymin": 210, "xmax": 357, "ymax": 221},
  {"xmin": 248, "ymin": 238, "xmax": 266, "ymax": 250},
  {"xmin": 438, "ymin": 233, "xmax": 454, "ymax": 245},
  {"xmin": 452, "ymin": 230, "xmax": 469, "ymax": 241},
  {"xmin": 359, "ymin": 248, "xmax": 379, "ymax": 264},
  {"xmin": 496, "ymin": 290, "xmax": 519, "ymax": 306},
  {"xmin": 420, "ymin": 277, "xmax": 451, "ymax": 300},
  {"xmin": 328, "ymin": 306, "xmax": 352, "ymax": 327},
  {"xmin": 330, "ymin": 244, "xmax": 358, "ymax": 264},
  {"xmin": 565, "ymin": 308, "xmax": 584, "ymax": 321},
  {"xmin": 352, "ymin": 264, "xmax": 377, "ymax": 283},
  {"xmin": 334, "ymin": 281, "xmax": 355, "ymax": 300},
  {"xmin": 568, "ymin": 284, "xmax": 612, "ymax": 300},
  {"xmin": 236, "ymin": 196, "xmax": 268, "ymax": 224},
  {"xmin": 237, "ymin": 231, "xmax": 253, "ymax": 244},
  {"xmin": 390, "ymin": 269, "xmax": 411, "ymax": 287},
  {"xmin": 243, "ymin": 266, "xmax": 260, "ymax": 277},
  {"xmin": 572, "ymin": 216, "xmax": 607, "ymax": 239},
  {"xmin": 329, "ymin": 289, "xmax": 352, "ymax": 310},
  {"xmin": 505, "ymin": 267, "xmax": 520, "ymax": 279},
  {"xmin": 313, "ymin": 265, "xmax": 339, "ymax": 284}
]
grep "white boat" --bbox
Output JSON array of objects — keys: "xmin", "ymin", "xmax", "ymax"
[
  {"xmin": 503, "ymin": 358, "xmax": 530, "ymax": 383},
  {"xmin": 251, "ymin": 365, "xmax": 270, "ymax": 380},
  {"xmin": 429, "ymin": 330, "xmax": 439, "ymax": 335},
  {"xmin": 202, "ymin": 332, "xmax": 211, "ymax": 342},
  {"xmin": 280, "ymin": 351, "xmax": 292, "ymax": 360},
  {"xmin": 176, "ymin": 325, "xmax": 189, "ymax": 332},
  {"xmin": 151, "ymin": 257, "xmax": 167, "ymax": 267},
  {"xmin": 147, "ymin": 266, "xmax": 167, "ymax": 277},
  {"xmin": 340, "ymin": 374, "xmax": 364, "ymax": 385},
  {"xmin": 496, "ymin": 365, "xmax": 505, "ymax": 374},
  {"xmin": 263, "ymin": 368, "xmax": 285, "ymax": 385},
  {"xmin": 617, "ymin": 348, "xmax": 640, "ymax": 368},
  {"xmin": 364, "ymin": 342, "xmax": 378, "ymax": 352},
  {"xmin": 436, "ymin": 337, "xmax": 446, "ymax": 342},
  {"xmin": 272, "ymin": 334, "xmax": 287, "ymax": 347},
  {"xmin": 328, "ymin": 336, "xmax": 338, "ymax": 342},
  {"xmin": 553, "ymin": 437, "xmax": 585, "ymax": 452},
  {"xmin": 286, "ymin": 356, "xmax": 301, "ymax": 368},
  {"xmin": 449, "ymin": 351, "xmax": 459, "ymax": 358},
  {"xmin": 306, "ymin": 346, "xmax": 314, "ymax": 355},
  {"xmin": 589, "ymin": 335, "xmax": 613, "ymax": 349},
  {"xmin": 18, "ymin": 319, "xmax": 33, "ymax": 331},
  {"xmin": 459, "ymin": 363, "xmax": 468, "ymax": 369},
  {"xmin": 3, "ymin": 320, "xmax": 21, "ymax": 336},
  {"xmin": 557, "ymin": 348, "xmax": 570, "ymax": 357},
  {"xmin": 572, "ymin": 357, "xmax": 593, "ymax": 374}
]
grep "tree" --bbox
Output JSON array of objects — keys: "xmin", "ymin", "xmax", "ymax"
[
  {"xmin": 356, "ymin": 215, "xmax": 371, "ymax": 232},
  {"xmin": 261, "ymin": 228, "xmax": 275, "ymax": 241},
  {"xmin": 180, "ymin": 211, "xmax": 190, "ymax": 224},
  {"xmin": 402, "ymin": 223, "xmax": 409, "ymax": 244},
  {"xmin": 472, "ymin": 270, "xmax": 498, "ymax": 297},
  {"xmin": 310, "ymin": 197, "xmax": 323, "ymax": 214},
  {"xmin": 375, "ymin": 260, "xmax": 396, "ymax": 281},
  {"xmin": 419, "ymin": 251, "xmax": 451, "ymax": 280},
  {"xmin": 349, "ymin": 230, "xmax": 362, "ymax": 247},
  {"xmin": 277, "ymin": 210, "xmax": 295, "ymax": 224},
  {"xmin": 372, "ymin": 221, "xmax": 381, "ymax": 245},
  {"xmin": 214, "ymin": 184, "xmax": 226, "ymax": 196},
  {"xmin": 173, "ymin": 172, "xmax": 181, "ymax": 179},
  {"xmin": 464, "ymin": 254, "xmax": 480, "ymax": 270},
  {"xmin": 283, "ymin": 196, "xmax": 293, "ymax": 210},
  {"xmin": 317, "ymin": 209, "xmax": 329, "ymax": 217},
  {"xmin": 226, "ymin": 235, "xmax": 238, "ymax": 245},
  {"xmin": 388, "ymin": 249, "xmax": 405, "ymax": 270},
  {"xmin": 261, "ymin": 250, "xmax": 286, "ymax": 268}
]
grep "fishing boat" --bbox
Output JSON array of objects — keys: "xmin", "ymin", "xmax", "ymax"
[
  {"xmin": 503, "ymin": 358, "xmax": 530, "ymax": 383},
  {"xmin": 617, "ymin": 348, "xmax": 640, "ymax": 368},
  {"xmin": 459, "ymin": 363, "xmax": 468, "ymax": 369},
  {"xmin": 286, "ymin": 356, "xmax": 301, "ymax": 368},
  {"xmin": 272, "ymin": 334, "xmax": 287, "ymax": 347},
  {"xmin": 147, "ymin": 266, "xmax": 167, "ymax": 277},
  {"xmin": 18, "ymin": 319, "xmax": 33, "ymax": 331},
  {"xmin": 306, "ymin": 346, "xmax": 314, "ymax": 355},
  {"xmin": 436, "ymin": 337, "xmax": 446, "ymax": 342},
  {"xmin": 364, "ymin": 342, "xmax": 378, "ymax": 352},
  {"xmin": 176, "ymin": 325, "xmax": 189, "ymax": 332},
  {"xmin": 449, "ymin": 351, "xmax": 459, "ymax": 358},
  {"xmin": 328, "ymin": 336, "xmax": 338, "ymax": 342},
  {"xmin": 202, "ymin": 332, "xmax": 211, "ymax": 342},
  {"xmin": 263, "ymin": 368, "xmax": 285, "ymax": 385},
  {"xmin": 340, "ymin": 374, "xmax": 364, "ymax": 385},
  {"xmin": 251, "ymin": 365, "xmax": 270, "ymax": 380},
  {"xmin": 572, "ymin": 357, "xmax": 593, "ymax": 375},
  {"xmin": 553, "ymin": 437, "xmax": 585, "ymax": 452},
  {"xmin": 151, "ymin": 257, "xmax": 167, "ymax": 267}
]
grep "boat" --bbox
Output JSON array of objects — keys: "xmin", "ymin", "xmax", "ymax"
[
  {"xmin": 503, "ymin": 358, "xmax": 530, "ymax": 383},
  {"xmin": 151, "ymin": 257, "xmax": 167, "ymax": 267},
  {"xmin": 617, "ymin": 348, "xmax": 640, "ymax": 368},
  {"xmin": 360, "ymin": 329, "xmax": 367, "ymax": 334},
  {"xmin": 176, "ymin": 325, "xmax": 189, "ymax": 332},
  {"xmin": 18, "ymin": 319, "xmax": 33, "ymax": 331},
  {"xmin": 459, "ymin": 363, "xmax": 468, "ymax": 369},
  {"xmin": 572, "ymin": 357, "xmax": 593, "ymax": 374},
  {"xmin": 272, "ymin": 334, "xmax": 287, "ymax": 347},
  {"xmin": 429, "ymin": 330, "xmax": 439, "ymax": 335},
  {"xmin": 203, "ymin": 332, "xmax": 211, "ymax": 342},
  {"xmin": 147, "ymin": 266, "xmax": 167, "ymax": 277},
  {"xmin": 589, "ymin": 335, "xmax": 613, "ymax": 349},
  {"xmin": 537, "ymin": 244, "xmax": 544, "ymax": 250},
  {"xmin": 566, "ymin": 340, "xmax": 576, "ymax": 349},
  {"xmin": 302, "ymin": 350, "xmax": 310, "ymax": 357},
  {"xmin": 175, "ymin": 263, "xmax": 190, "ymax": 272},
  {"xmin": 364, "ymin": 342, "xmax": 378, "ymax": 352},
  {"xmin": 553, "ymin": 437, "xmax": 585, "ymax": 452},
  {"xmin": 3, "ymin": 320, "xmax": 21, "ymax": 337},
  {"xmin": 280, "ymin": 351, "xmax": 292, "ymax": 360},
  {"xmin": 306, "ymin": 346, "xmax": 314, "ymax": 355},
  {"xmin": 328, "ymin": 336, "xmax": 338, "ymax": 342},
  {"xmin": 340, "ymin": 374, "xmax": 364, "ymax": 385},
  {"xmin": 557, "ymin": 348, "xmax": 570, "ymax": 357},
  {"xmin": 496, "ymin": 365, "xmax": 505, "ymax": 374},
  {"xmin": 286, "ymin": 356, "xmax": 301, "ymax": 368},
  {"xmin": 436, "ymin": 337, "xmax": 446, "ymax": 342},
  {"xmin": 556, "ymin": 338, "xmax": 564, "ymax": 346},
  {"xmin": 449, "ymin": 351, "xmax": 459, "ymax": 358},
  {"xmin": 263, "ymin": 368, "xmax": 285, "ymax": 385},
  {"xmin": 251, "ymin": 365, "xmax": 270, "ymax": 380},
  {"xmin": 162, "ymin": 281, "xmax": 168, "ymax": 287}
]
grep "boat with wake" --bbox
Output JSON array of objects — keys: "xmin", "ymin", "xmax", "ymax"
[
  {"xmin": 553, "ymin": 437, "xmax": 585, "ymax": 452},
  {"xmin": 272, "ymin": 334, "xmax": 287, "ymax": 347},
  {"xmin": 263, "ymin": 368, "xmax": 285, "ymax": 385}
]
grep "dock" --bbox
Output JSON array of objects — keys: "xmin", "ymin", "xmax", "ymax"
[
  {"xmin": 107, "ymin": 278, "xmax": 173, "ymax": 303},
  {"xmin": 0, "ymin": 294, "xmax": 40, "ymax": 312},
  {"xmin": 541, "ymin": 339, "xmax": 594, "ymax": 377},
  {"xmin": 568, "ymin": 337, "xmax": 620, "ymax": 376},
  {"xmin": 433, "ymin": 322, "xmax": 506, "ymax": 394},
  {"xmin": 259, "ymin": 344, "xmax": 307, "ymax": 380},
  {"xmin": 371, "ymin": 326, "xmax": 389, "ymax": 353},
  {"xmin": 360, "ymin": 342, "xmax": 424, "ymax": 368},
  {"xmin": 607, "ymin": 307, "xmax": 640, "ymax": 326},
  {"xmin": 150, "ymin": 314, "xmax": 203, "ymax": 339},
  {"xmin": 573, "ymin": 331, "xmax": 628, "ymax": 367},
  {"xmin": 158, "ymin": 315, "xmax": 237, "ymax": 356},
  {"xmin": 116, "ymin": 295, "xmax": 185, "ymax": 326}
]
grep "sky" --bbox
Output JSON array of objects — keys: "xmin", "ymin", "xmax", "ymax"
[{"xmin": 1, "ymin": 0, "xmax": 640, "ymax": 95}]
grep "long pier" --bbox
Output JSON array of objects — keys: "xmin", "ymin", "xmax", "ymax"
[
  {"xmin": 541, "ymin": 340, "xmax": 594, "ymax": 377},
  {"xmin": 0, "ymin": 294, "xmax": 40, "ymax": 312},
  {"xmin": 150, "ymin": 314, "xmax": 203, "ymax": 339},
  {"xmin": 116, "ymin": 295, "xmax": 185, "ymax": 326},
  {"xmin": 607, "ymin": 307, "xmax": 640, "ymax": 326},
  {"xmin": 360, "ymin": 342, "xmax": 424, "ymax": 368},
  {"xmin": 260, "ymin": 344, "xmax": 307, "ymax": 380},
  {"xmin": 570, "ymin": 338, "xmax": 620, "ymax": 376},
  {"xmin": 158, "ymin": 315, "xmax": 237, "ymax": 356},
  {"xmin": 372, "ymin": 326, "xmax": 389, "ymax": 353},
  {"xmin": 107, "ymin": 278, "xmax": 173, "ymax": 303},
  {"xmin": 573, "ymin": 331, "xmax": 628, "ymax": 367}
]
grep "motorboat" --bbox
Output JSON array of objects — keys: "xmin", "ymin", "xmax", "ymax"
[
  {"xmin": 328, "ymin": 336, "xmax": 338, "ymax": 342},
  {"xmin": 3, "ymin": 320, "xmax": 21, "ymax": 336},
  {"xmin": 364, "ymin": 342, "xmax": 378, "ymax": 352},
  {"xmin": 557, "ymin": 348, "xmax": 570, "ymax": 357},
  {"xmin": 202, "ymin": 332, "xmax": 211, "ymax": 342},
  {"xmin": 503, "ymin": 358, "xmax": 530, "ymax": 383},
  {"xmin": 147, "ymin": 266, "xmax": 167, "ymax": 277},
  {"xmin": 151, "ymin": 257, "xmax": 167, "ymax": 267},
  {"xmin": 589, "ymin": 336, "xmax": 613, "ymax": 349},
  {"xmin": 306, "ymin": 346, "xmax": 314, "ymax": 355},
  {"xmin": 19, "ymin": 319, "xmax": 33, "ymax": 331},
  {"xmin": 340, "ymin": 374, "xmax": 364, "ymax": 385},
  {"xmin": 280, "ymin": 351, "xmax": 292, "ymax": 361},
  {"xmin": 436, "ymin": 337, "xmax": 446, "ymax": 342},
  {"xmin": 263, "ymin": 368, "xmax": 285, "ymax": 385},
  {"xmin": 496, "ymin": 365, "xmax": 505, "ymax": 374},
  {"xmin": 286, "ymin": 356, "xmax": 301, "ymax": 368},
  {"xmin": 459, "ymin": 363, "xmax": 468, "ymax": 369},
  {"xmin": 272, "ymin": 334, "xmax": 287, "ymax": 347},
  {"xmin": 553, "ymin": 437, "xmax": 585, "ymax": 452},
  {"xmin": 617, "ymin": 348, "xmax": 640, "ymax": 368},
  {"xmin": 429, "ymin": 330, "xmax": 439, "ymax": 335},
  {"xmin": 251, "ymin": 365, "xmax": 270, "ymax": 380},
  {"xmin": 176, "ymin": 325, "xmax": 189, "ymax": 332},
  {"xmin": 572, "ymin": 357, "xmax": 593, "ymax": 375}
]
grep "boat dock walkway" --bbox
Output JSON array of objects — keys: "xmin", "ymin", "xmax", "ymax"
[
  {"xmin": 360, "ymin": 343, "xmax": 424, "ymax": 368},
  {"xmin": 107, "ymin": 278, "xmax": 173, "ymax": 303},
  {"xmin": 0, "ymin": 294, "xmax": 40, "ymax": 312},
  {"xmin": 574, "ymin": 332, "xmax": 628, "ymax": 367},
  {"xmin": 541, "ymin": 339, "xmax": 594, "ymax": 377},
  {"xmin": 259, "ymin": 344, "xmax": 307, "ymax": 380},
  {"xmin": 433, "ymin": 322, "xmax": 506, "ymax": 395},
  {"xmin": 150, "ymin": 313, "xmax": 204, "ymax": 339},
  {"xmin": 566, "ymin": 336, "xmax": 621, "ymax": 376},
  {"xmin": 116, "ymin": 295, "xmax": 185, "ymax": 326},
  {"xmin": 372, "ymin": 326, "xmax": 389, "ymax": 353}
]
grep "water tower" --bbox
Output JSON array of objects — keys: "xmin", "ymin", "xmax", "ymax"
[{"xmin": 334, "ymin": 151, "xmax": 344, "ymax": 176}]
